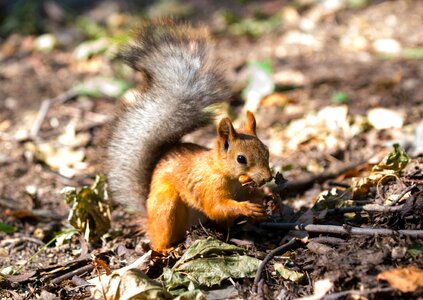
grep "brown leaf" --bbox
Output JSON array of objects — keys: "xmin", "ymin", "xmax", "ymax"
[{"xmin": 377, "ymin": 266, "xmax": 423, "ymax": 293}]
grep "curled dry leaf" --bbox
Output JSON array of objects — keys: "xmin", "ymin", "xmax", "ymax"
[
  {"xmin": 90, "ymin": 251, "xmax": 155, "ymax": 299},
  {"xmin": 352, "ymin": 144, "xmax": 410, "ymax": 198},
  {"xmin": 92, "ymin": 269, "xmax": 172, "ymax": 300},
  {"xmin": 377, "ymin": 266, "xmax": 423, "ymax": 293}
]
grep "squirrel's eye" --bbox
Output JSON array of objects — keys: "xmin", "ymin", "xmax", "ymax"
[{"xmin": 237, "ymin": 155, "xmax": 247, "ymax": 164}]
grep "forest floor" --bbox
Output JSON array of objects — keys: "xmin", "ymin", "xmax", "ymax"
[{"xmin": 0, "ymin": 0, "xmax": 422, "ymax": 299}]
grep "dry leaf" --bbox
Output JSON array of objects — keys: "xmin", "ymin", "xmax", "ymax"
[
  {"xmin": 367, "ymin": 108, "xmax": 404, "ymax": 129},
  {"xmin": 377, "ymin": 266, "xmax": 423, "ymax": 293},
  {"xmin": 261, "ymin": 92, "xmax": 289, "ymax": 107},
  {"xmin": 274, "ymin": 263, "xmax": 305, "ymax": 283},
  {"xmin": 295, "ymin": 279, "xmax": 333, "ymax": 300}
]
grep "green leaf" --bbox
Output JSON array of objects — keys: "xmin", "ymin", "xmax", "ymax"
[
  {"xmin": 163, "ymin": 268, "xmax": 193, "ymax": 292},
  {"xmin": 163, "ymin": 238, "xmax": 260, "ymax": 294},
  {"xmin": 174, "ymin": 256, "xmax": 261, "ymax": 287},
  {"xmin": 73, "ymin": 38, "xmax": 110, "ymax": 61},
  {"xmin": 75, "ymin": 17, "xmax": 108, "ymax": 40},
  {"xmin": 62, "ymin": 175, "xmax": 110, "ymax": 242},
  {"xmin": 372, "ymin": 143, "xmax": 410, "ymax": 172},
  {"xmin": 118, "ymin": 269, "xmax": 172, "ymax": 299},
  {"xmin": 401, "ymin": 48, "xmax": 423, "ymax": 60},
  {"xmin": 174, "ymin": 238, "xmax": 245, "ymax": 269},
  {"xmin": 346, "ymin": 0, "xmax": 368, "ymax": 8},
  {"xmin": 242, "ymin": 59, "xmax": 275, "ymax": 103},
  {"xmin": 331, "ymin": 91, "xmax": 349, "ymax": 104},
  {"xmin": 274, "ymin": 263, "xmax": 305, "ymax": 283},
  {"xmin": 71, "ymin": 77, "xmax": 132, "ymax": 99},
  {"xmin": 408, "ymin": 243, "xmax": 423, "ymax": 258},
  {"xmin": 173, "ymin": 288, "xmax": 205, "ymax": 300},
  {"xmin": 0, "ymin": 222, "xmax": 16, "ymax": 234},
  {"xmin": 249, "ymin": 59, "xmax": 273, "ymax": 75}
]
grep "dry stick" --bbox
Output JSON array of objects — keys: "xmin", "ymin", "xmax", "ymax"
[
  {"xmin": 0, "ymin": 237, "xmax": 45, "ymax": 248},
  {"xmin": 403, "ymin": 178, "xmax": 423, "ymax": 184},
  {"xmin": 260, "ymin": 223, "xmax": 423, "ymax": 237},
  {"xmin": 30, "ymin": 90, "xmax": 76, "ymax": 140},
  {"xmin": 50, "ymin": 264, "xmax": 95, "ymax": 285},
  {"xmin": 327, "ymin": 181, "xmax": 351, "ymax": 188},
  {"xmin": 390, "ymin": 183, "xmax": 417, "ymax": 206},
  {"xmin": 326, "ymin": 204, "xmax": 404, "ymax": 214},
  {"xmin": 253, "ymin": 238, "xmax": 301, "ymax": 294},
  {"xmin": 30, "ymin": 99, "xmax": 51, "ymax": 140}
]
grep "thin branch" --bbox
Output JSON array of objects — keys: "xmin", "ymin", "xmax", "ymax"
[
  {"xmin": 50, "ymin": 264, "xmax": 94, "ymax": 285},
  {"xmin": 390, "ymin": 183, "xmax": 416, "ymax": 206},
  {"xmin": 260, "ymin": 223, "xmax": 423, "ymax": 237},
  {"xmin": 0, "ymin": 237, "xmax": 45, "ymax": 248},
  {"xmin": 403, "ymin": 178, "xmax": 423, "ymax": 184},
  {"xmin": 30, "ymin": 90, "xmax": 76, "ymax": 140},
  {"xmin": 327, "ymin": 181, "xmax": 351, "ymax": 188},
  {"xmin": 253, "ymin": 238, "xmax": 301, "ymax": 294},
  {"xmin": 30, "ymin": 99, "xmax": 51, "ymax": 140}
]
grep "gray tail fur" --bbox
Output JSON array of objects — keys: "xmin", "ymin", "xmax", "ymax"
[{"xmin": 107, "ymin": 20, "xmax": 230, "ymax": 212}]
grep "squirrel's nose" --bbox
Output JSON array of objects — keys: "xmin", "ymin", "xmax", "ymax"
[{"xmin": 261, "ymin": 175, "xmax": 273, "ymax": 186}]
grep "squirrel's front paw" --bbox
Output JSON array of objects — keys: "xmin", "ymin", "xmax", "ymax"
[{"xmin": 242, "ymin": 202, "xmax": 266, "ymax": 218}]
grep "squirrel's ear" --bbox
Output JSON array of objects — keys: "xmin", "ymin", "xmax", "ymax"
[
  {"xmin": 243, "ymin": 111, "xmax": 257, "ymax": 135},
  {"xmin": 218, "ymin": 118, "xmax": 238, "ymax": 142}
]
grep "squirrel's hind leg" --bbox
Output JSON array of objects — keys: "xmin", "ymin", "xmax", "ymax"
[{"xmin": 146, "ymin": 180, "xmax": 189, "ymax": 253}]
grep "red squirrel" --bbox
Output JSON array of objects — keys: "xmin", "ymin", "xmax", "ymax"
[{"xmin": 107, "ymin": 20, "xmax": 272, "ymax": 253}]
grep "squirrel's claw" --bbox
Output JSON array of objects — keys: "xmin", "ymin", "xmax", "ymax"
[{"xmin": 243, "ymin": 202, "xmax": 266, "ymax": 218}]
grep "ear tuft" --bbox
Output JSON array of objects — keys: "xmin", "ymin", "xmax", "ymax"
[{"xmin": 244, "ymin": 111, "xmax": 257, "ymax": 135}]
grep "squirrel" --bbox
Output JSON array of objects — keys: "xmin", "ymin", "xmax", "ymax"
[{"xmin": 107, "ymin": 20, "xmax": 273, "ymax": 254}]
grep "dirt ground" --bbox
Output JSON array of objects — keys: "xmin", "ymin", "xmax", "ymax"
[{"xmin": 0, "ymin": 0, "xmax": 422, "ymax": 299}]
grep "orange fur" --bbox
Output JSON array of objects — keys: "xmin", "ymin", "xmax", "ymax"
[{"xmin": 146, "ymin": 112, "xmax": 272, "ymax": 253}]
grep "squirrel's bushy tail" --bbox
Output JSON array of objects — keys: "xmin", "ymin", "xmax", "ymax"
[{"xmin": 107, "ymin": 20, "xmax": 229, "ymax": 211}]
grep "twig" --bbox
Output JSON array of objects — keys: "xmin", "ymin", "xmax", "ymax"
[
  {"xmin": 50, "ymin": 264, "xmax": 94, "ymax": 285},
  {"xmin": 403, "ymin": 178, "xmax": 423, "ymax": 184},
  {"xmin": 390, "ymin": 183, "xmax": 416, "ymax": 206},
  {"xmin": 11, "ymin": 228, "xmax": 78, "ymax": 275},
  {"xmin": 30, "ymin": 99, "xmax": 51, "ymax": 140},
  {"xmin": 326, "ymin": 204, "xmax": 404, "ymax": 214},
  {"xmin": 253, "ymin": 238, "xmax": 300, "ymax": 294},
  {"xmin": 0, "ymin": 237, "xmax": 45, "ymax": 248},
  {"xmin": 257, "ymin": 279, "xmax": 265, "ymax": 300},
  {"xmin": 323, "ymin": 287, "xmax": 393, "ymax": 300},
  {"xmin": 260, "ymin": 223, "xmax": 423, "ymax": 237},
  {"xmin": 30, "ymin": 90, "xmax": 76, "ymax": 140},
  {"xmin": 327, "ymin": 181, "xmax": 351, "ymax": 188}
]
